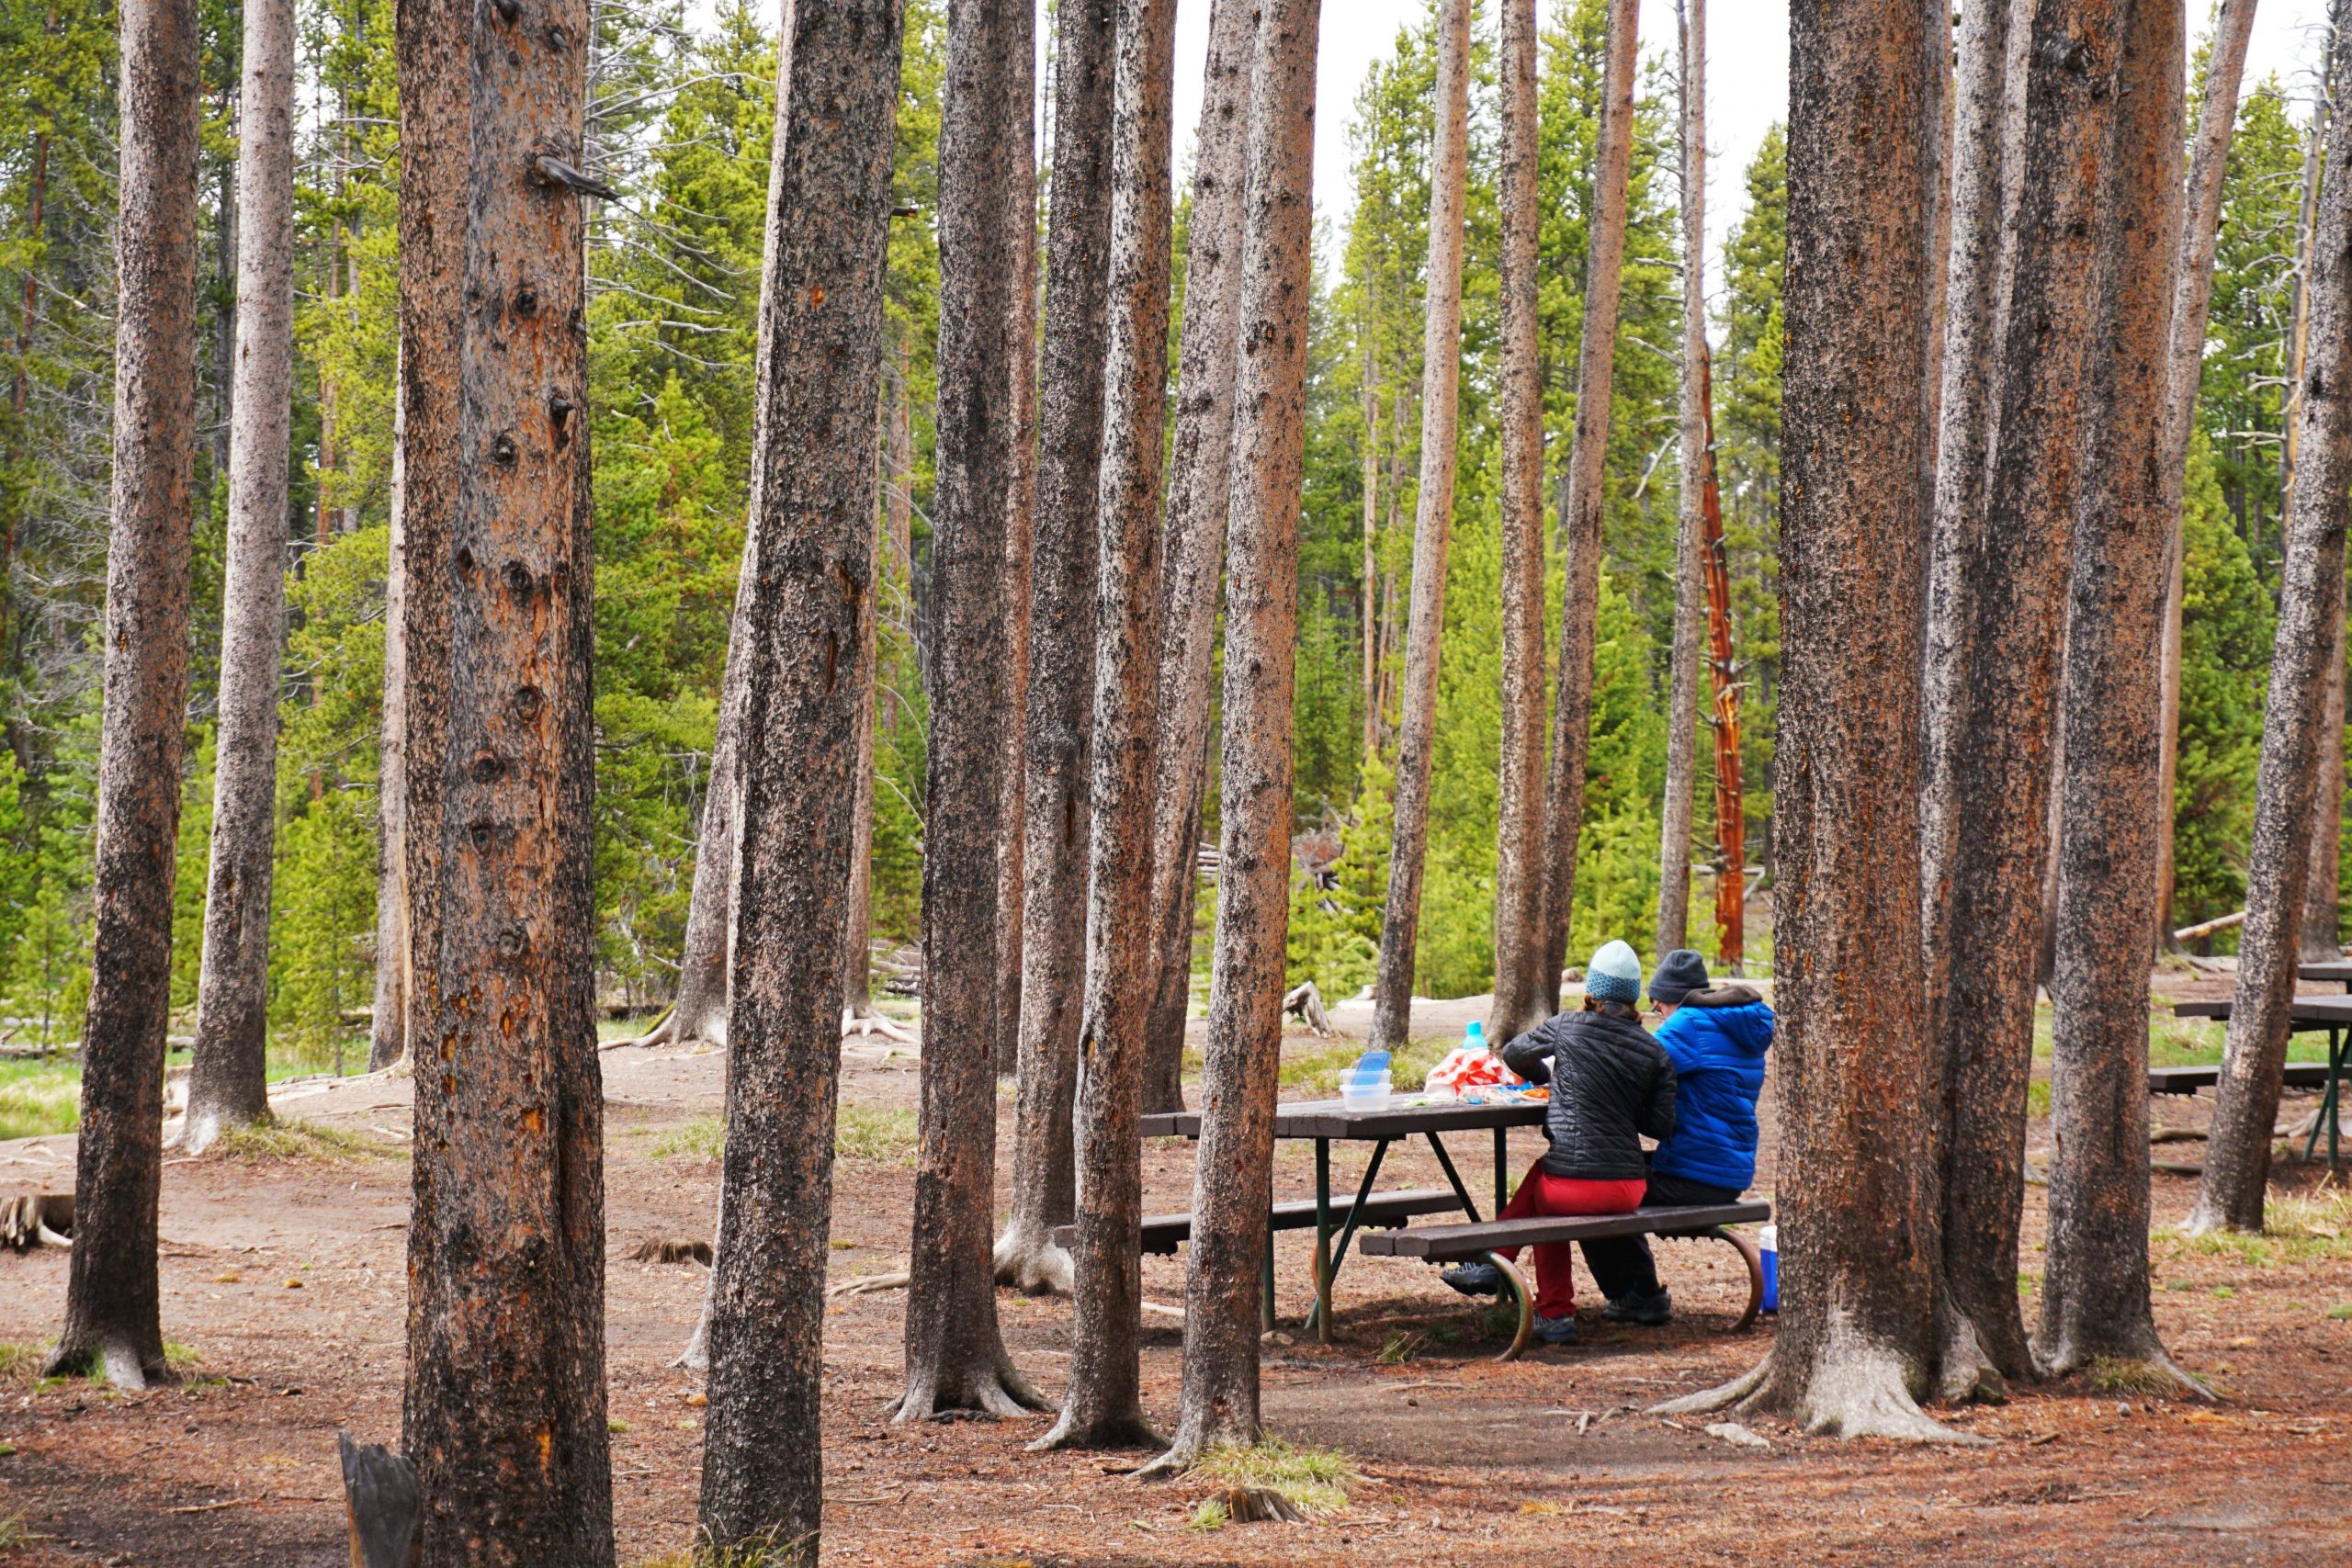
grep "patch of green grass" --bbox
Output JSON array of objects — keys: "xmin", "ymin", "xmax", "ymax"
[
  {"xmin": 1375, "ymin": 1330, "xmax": 1423, "ymax": 1365},
  {"xmin": 627, "ymin": 1545, "xmax": 802, "ymax": 1568},
  {"xmin": 2165, "ymin": 1279, "xmax": 2196, "ymax": 1292},
  {"xmin": 206, "ymin": 1116, "xmax": 390, "ymax": 1163},
  {"xmin": 2024, "ymin": 1079, "xmax": 2052, "ymax": 1119},
  {"xmin": 0, "ymin": 1342, "xmax": 43, "ymax": 1382},
  {"xmin": 164, "ymin": 1341, "xmax": 204, "ymax": 1378},
  {"xmin": 1277, "ymin": 1035, "xmax": 1447, "ymax": 1095},
  {"xmin": 1190, "ymin": 1437, "xmax": 1357, "ymax": 1518},
  {"xmin": 2091, "ymin": 1357, "xmax": 2181, "ymax": 1396},
  {"xmin": 0, "ymin": 1056, "xmax": 81, "ymax": 1140},
  {"xmin": 2328, "ymin": 1303, "xmax": 2352, "ymax": 1321},
  {"xmin": 608, "ymin": 1417, "xmax": 631, "ymax": 1435},
  {"xmin": 2211, "ymin": 1285, "xmax": 2237, "ymax": 1300},
  {"xmin": 649, "ymin": 1105, "xmax": 920, "ymax": 1166},
  {"xmin": 0, "ymin": 1511, "xmax": 23, "ymax": 1549},
  {"xmin": 1187, "ymin": 1497, "xmax": 1228, "ymax": 1533}
]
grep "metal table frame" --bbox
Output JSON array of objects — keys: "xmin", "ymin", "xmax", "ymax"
[{"xmin": 1143, "ymin": 1098, "xmax": 1547, "ymax": 1343}]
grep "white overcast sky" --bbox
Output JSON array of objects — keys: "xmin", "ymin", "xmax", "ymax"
[{"xmin": 1159, "ymin": 0, "xmax": 2341, "ymax": 310}]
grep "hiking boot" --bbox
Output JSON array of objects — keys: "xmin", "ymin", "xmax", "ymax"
[
  {"xmin": 1532, "ymin": 1314, "xmax": 1579, "ymax": 1347},
  {"xmin": 1601, "ymin": 1289, "xmax": 1673, "ymax": 1326},
  {"xmin": 1440, "ymin": 1262, "xmax": 1504, "ymax": 1298}
]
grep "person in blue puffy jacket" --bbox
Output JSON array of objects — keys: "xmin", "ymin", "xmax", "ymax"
[{"xmin": 1579, "ymin": 947, "xmax": 1772, "ymax": 1325}]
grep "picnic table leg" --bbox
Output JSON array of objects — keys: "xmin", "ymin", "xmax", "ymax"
[
  {"xmin": 1305, "ymin": 1140, "xmax": 1392, "ymax": 1338},
  {"xmin": 1492, "ymin": 1125, "xmax": 1510, "ymax": 1215},
  {"xmin": 2308, "ymin": 1027, "xmax": 2344, "ymax": 1168},
  {"xmin": 1261, "ymin": 1227, "xmax": 1277, "ymax": 1333},
  {"xmin": 1314, "ymin": 1139, "xmax": 1333, "ymax": 1345},
  {"xmin": 1423, "ymin": 1132, "xmax": 1484, "ymax": 1224}
]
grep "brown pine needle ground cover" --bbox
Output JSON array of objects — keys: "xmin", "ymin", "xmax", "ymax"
[{"xmin": 0, "ymin": 977, "xmax": 2344, "ymax": 1565}]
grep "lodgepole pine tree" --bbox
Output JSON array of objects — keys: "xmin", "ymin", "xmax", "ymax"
[
  {"xmin": 1535, "ymin": 0, "xmax": 1638, "ymax": 1011},
  {"xmin": 45, "ymin": 0, "xmax": 201, "ymax": 1391},
  {"xmin": 2154, "ymin": 0, "xmax": 2261, "ymax": 952},
  {"xmin": 1144, "ymin": 0, "xmax": 1318, "ymax": 1472},
  {"xmin": 1656, "ymin": 0, "xmax": 1707, "ymax": 959},
  {"xmin": 183, "ymin": 0, "xmax": 297, "ymax": 1153},
  {"xmin": 1488, "ymin": 0, "xmax": 1549, "ymax": 1043},
  {"xmin": 996, "ymin": 213, "xmax": 1038, "ymax": 1081},
  {"xmin": 2191, "ymin": 0, "xmax": 2352, "ymax": 1237},
  {"xmin": 1367, "ymin": 0, "xmax": 1470, "ymax": 1055},
  {"xmin": 1658, "ymin": 0, "xmax": 1962, "ymax": 1442},
  {"xmin": 1035, "ymin": 0, "xmax": 1178, "ymax": 1451},
  {"xmin": 369, "ymin": 369, "xmax": 411, "ymax": 1071},
  {"xmin": 997, "ymin": 0, "xmax": 1116, "ymax": 1297},
  {"xmin": 394, "ymin": 0, "xmax": 616, "ymax": 1546},
  {"xmin": 696, "ymin": 4, "xmax": 905, "ymax": 1552},
  {"xmin": 1142, "ymin": 0, "xmax": 1256, "ymax": 1115},
  {"xmin": 896, "ymin": 0, "xmax": 1051, "ymax": 1422},
  {"xmin": 1921, "ymin": 0, "xmax": 2130, "ymax": 1388},
  {"xmin": 2041, "ymin": 0, "xmax": 2198, "ymax": 1381}
]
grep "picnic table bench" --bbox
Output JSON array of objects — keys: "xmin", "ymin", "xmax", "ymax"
[
  {"xmin": 2168, "ymin": 989, "xmax": 2352, "ymax": 1166},
  {"xmin": 1358, "ymin": 1201, "xmax": 1772, "ymax": 1360}
]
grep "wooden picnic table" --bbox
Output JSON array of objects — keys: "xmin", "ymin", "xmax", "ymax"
[
  {"xmin": 2299, "ymin": 961, "xmax": 2352, "ymax": 990},
  {"xmin": 2169, "ymin": 993, "xmax": 2352, "ymax": 1167},
  {"xmin": 1141, "ymin": 1096, "xmax": 1546, "ymax": 1343}
]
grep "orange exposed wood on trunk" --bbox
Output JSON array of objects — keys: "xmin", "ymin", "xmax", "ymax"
[{"xmin": 1696, "ymin": 343, "xmax": 1743, "ymax": 967}]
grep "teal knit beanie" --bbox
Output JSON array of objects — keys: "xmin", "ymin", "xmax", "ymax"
[{"xmin": 1586, "ymin": 939, "xmax": 1643, "ymax": 1005}]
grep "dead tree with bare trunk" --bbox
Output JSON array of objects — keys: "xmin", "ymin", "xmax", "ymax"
[
  {"xmin": 1536, "ymin": 0, "xmax": 1639, "ymax": 1011},
  {"xmin": 2154, "ymin": 0, "xmax": 2261, "ymax": 953},
  {"xmin": 1367, "ymin": 0, "xmax": 1470, "ymax": 1055},
  {"xmin": 392, "ymin": 0, "xmax": 616, "ymax": 1547},
  {"xmin": 183, "ymin": 0, "xmax": 296, "ymax": 1154},
  {"xmin": 1489, "ymin": 0, "xmax": 1549, "ymax": 1043},
  {"xmin": 1143, "ymin": 0, "xmax": 1317, "ymax": 1474},
  {"xmin": 1920, "ymin": 0, "xmax": 2128, "ymax": 1390},
  {"xmin": 1035, "ymin": 0, "xmax": 1177, "ymax": 1451},
  {"xmin": 1657, "ymin": 0, "xmax": 1707, "ymax": 960},
  {"xmin": 695, "ymin": 6, "xmax": 904, "ymax": 1554},
  {"xmin": 895, "ymin": 0, "xmax": 1052, "ymax": 1423},
  {"xmin": 46, "ymin": 0, "xmax": 200, "ymax": 1393},
  {"xmin": 1658, "ymin": 0, "xmax": 1964, "ymax": 1443},
  {"xmin": 996, "ymin": 0, "xmax": 1116, "ymax": 1299},
  {"xmin": 2191, "ymin": 0, "xmax": 2352, "ymax": 1238},
  {"xmin": 1142, "ymin": 0, "xmax": 1256, "ymax": 1116},
  {"xmin": 2041, "ymin": 0, "xmax": 2198, "ymax": 1386}
]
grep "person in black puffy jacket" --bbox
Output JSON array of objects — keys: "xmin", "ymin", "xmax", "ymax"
[{"xmin": 1441, "ymin": 939, "xmax": 1676, "ymax": 1346}]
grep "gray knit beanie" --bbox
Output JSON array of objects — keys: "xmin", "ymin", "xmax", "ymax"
[{"xmin": 1586, "ymin": 940, "xmax": 1643, "ymax": 1005}]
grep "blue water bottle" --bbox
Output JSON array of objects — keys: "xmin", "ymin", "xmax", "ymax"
[{"xmin": 1758, "ymin": 1224, "xmax": 1780, "ymax": 1314}]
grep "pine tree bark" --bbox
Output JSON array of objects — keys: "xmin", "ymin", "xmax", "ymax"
[
  {"xmin": 1147, "ymin": 0, "xmax": 1317, "ymax": 1473},
  {"xmin": 183, "ymin": 0, "xmax": 296, "ymax": 1154},
  {"xmin": 1658, "ymin": 0, "xmax": 1959, "ymax": 1442},
  {"xmin": 2154, "ymin": 0, "xmax": 2259, "ymax": 951},
  {"xmin": 1656, "ymin": 0, "xmax": 1706, "ymax": 961},
  {"xmin": 1360, "ymin": 362, "xmax": 1380, "ymax": 763},
  {"xmin": 1036, "ymin": 0, "xmax": 1176, "ymax": 1450},
  {"xmin": 1921, "ymin": 0, "xmax": 2129, "ymax": 1388},
  {"xmin": 996, "ymin": 0, "xmax": 1114, "ymax": 1298},
  {"xmin": 369, "ymin": 367, "xmax": 411, "ymax": 1072},
  {"xmin": 46, "ymin": 0, "xmax": 200, "ymax": 1392},
  {"xmin": 696, "ymin": 6, "xmax": 904, "ymax": 1551},
  {"xmin": 897, "ymin": 0, "xmax": 1050, "ymax": 1422},
  {"xmin": 2191, "ymin": 0, "xmax": 2352, "ymax": 1235},
  {"xmin": 393, "ymin": 0, "xmax": 615, "ymax": 1551},
  {"xmin": 1488, "ymin": 0, "xmax": 1549, "ymax": 1043},
  {"xmin": 1142, "ymin": 0, "xmax": 1256, "ymax": 1116},
  {"xmin": 2041, "ymin": 0, "xmax": 2192, "ymax": 1380},
  {"xmin": 2302, "ymin": 636, "xmax": 2344, "ymax": 957},
  {"xmin": 1367, "ymin": 0, "xmax": 1470, "ymax": 1055},
  {"xmin": 1536, "ymin": 0, "xmax": 1639, "ymax": 1011}
]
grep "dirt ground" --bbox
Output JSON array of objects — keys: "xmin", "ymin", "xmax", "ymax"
[{"xmin": 1, "ymin": 972, "xmax": 2347, "ymax": 1566}]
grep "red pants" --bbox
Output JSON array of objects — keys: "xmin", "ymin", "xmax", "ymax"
[{"xmin": 1490, "ymin": 1162, "xmax": 1647, "ymax": 1317}]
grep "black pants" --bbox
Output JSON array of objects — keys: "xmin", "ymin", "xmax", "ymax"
[{"xmin": 1579, "ymin": 1171, "xmax": 1742, "ymax": 1303}]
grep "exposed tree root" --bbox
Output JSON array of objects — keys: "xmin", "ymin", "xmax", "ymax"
[
  {"xmin": 1655, "ymin": 1326, "xmax": 1990, "ymax": 1444},
  {"xmin": 2037, "ymin": 1334, "xmax": 2215, "ymax": 1400},
  {"xmin": 43, "ymin": 1335, "xmax": 174, "ymax": 1393},
  {"xmin": 887, "ymin": 1355, "xmax": 1051, "ymax": 1424},
  {"xmin": 601, "ymin": 1006, "xmax": 676, "ymax": 1052},
  {"xmin": 827, "ymin": 1269, "xmax": 910, "ymax": 1299},
  {"xmin": 1136, "ymin": 1412, "xmax": 1258, "ymax": 1480},
  {"xmin": 991, "ymin": 1224, "xmax": 1073, "ymax": 1296},
  {"xmin": 1027, "ymin": 1409, "xmax": 1167, "ymax": 1452},
  {"xmin": 1934, "ymin": 1305, "xmax": 2007, "ymax": 1405},
  {"xmin": 842, "ymin": 1007, "xmax": 915, "ymax": 1044}
]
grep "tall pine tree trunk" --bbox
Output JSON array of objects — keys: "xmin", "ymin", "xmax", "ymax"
[
  {"xmin": 996, "ymin": 158, "xmax": 1041, "ymax": 1082},
  {"xmin": 1142, "ymin": 0, "xmax": 1256, "ymax": 1116},
  {"xmin": 657, "ymin": 573, "xmax": 756, "ymax": 1051},
  {"xmin": 1368, "ymin": 0, "xmax": 1470, "ymax": 1055},
  {"xmin": 46, "ymin": 0, "xmax": 200, "ymax": 1392},
  {"xmin": 1488, "ymin": 0, "xmax": 1549, "ymax": 1043},
  {"xmin": 183, "ymin": 0, "xmax": 295, "ymax": 1154},
  {"xmin": 2303, "ymin": 636, "xmax": 2345, "ymax": 957},
  {"xmin": 1146, "ymin": 0, "xmax": 1317, "ymax": 1472},
  {"xmin": 1660, "ymin": 0, "xmax": 1958, "ymax": 1442},
  {"xmin": 1536, "ymin": 0, "xmax": 1638, "ymax": 1010},
  {"xmin": 696, "ymin": 6, "xmax": 904, "ymax": 1551},
  {"xmin": 2191, "ymin": 0, "xmax": 2352, "ymax": 1235},
  {"xmin": 1036, "ymin": 0, "xmax": 1177, "ymax": 1450},
  {"xmin": 996, "ymin": 0, "xmax": 1114, "ymax": 1298},
  {"xmin": 1921, "ymin": 0, "xmax": 2127, "ymax": 1388},
  {"xmin": 2041, "ymin": 0, "xmax": 2195, "ymax": 1382},
  {"xmin": 2154, "ymin": 0, "xmax": 2259, "ymax": 951},
  {"xmin": 897, "ymin": 0, "xmax": 1051, "ymax": 1422},
  {"xmin": 1656, "ymin": 0, "xmax": 1707, "ymax": 961},
  {"xmin": 393, "ymin": 0, "xmax": 615, "ymax": 1551},
  {"xmin": 369, "ymin": 367, "xmax": 410, "ymax": 1071}
]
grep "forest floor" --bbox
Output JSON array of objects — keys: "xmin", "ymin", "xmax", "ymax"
[{"xmin": 0, "ymin": 967, "xmax": 2347, "ymax": 1565}]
